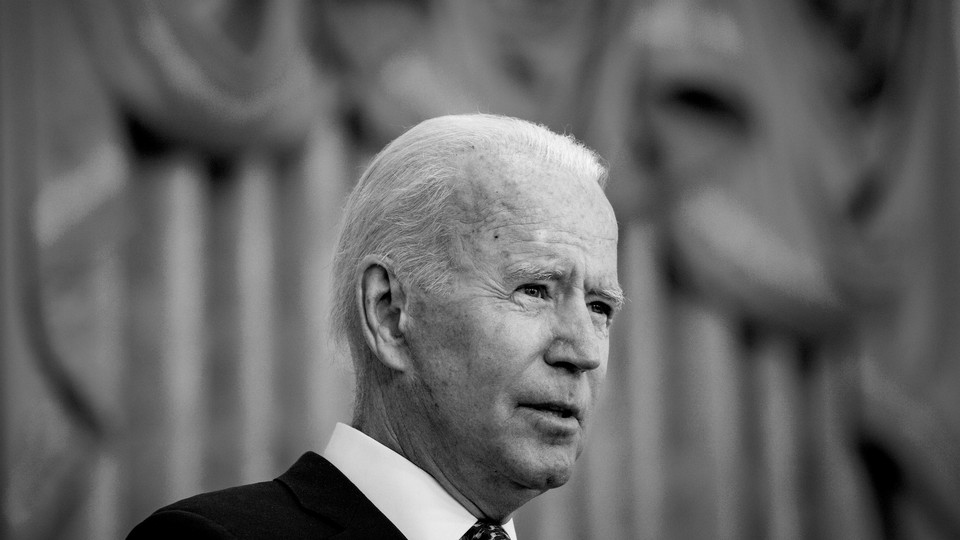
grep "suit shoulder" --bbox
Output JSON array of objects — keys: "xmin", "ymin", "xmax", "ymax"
[
  {"xmin": 127, "ymin": 479, "xmax": 340, "ymax": 539},
  {"xmin": 126, "ymin": 506, "xmax": 237, "ymax": 539}
]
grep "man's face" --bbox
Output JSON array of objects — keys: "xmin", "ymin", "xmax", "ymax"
[{"xmin": 398, "ymin": 152, "xmax": 621, "ymax": 511}]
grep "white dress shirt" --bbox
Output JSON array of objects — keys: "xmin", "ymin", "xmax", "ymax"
[{"xmin": 322, "ymin": 423, "xmax": 518, "ymax": 540}]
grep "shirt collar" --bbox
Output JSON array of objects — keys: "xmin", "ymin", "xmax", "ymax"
[{"xmin": 322, "ymin": 423, "xmax": 517, "ymax": 540}]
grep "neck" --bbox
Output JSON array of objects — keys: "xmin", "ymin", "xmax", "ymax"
[{"xmin": 353, "ymin": 388, "xmax": 530, "ymax": 522}]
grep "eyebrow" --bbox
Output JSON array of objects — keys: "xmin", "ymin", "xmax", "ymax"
[
  {"xmin": 505, "ymin": 261, "xmax": 565, "ymax": 283},
  {"xmin": 505, "ymin": 261, "xmax": 626, "ymax": 311},
  {"xmin": 595, "ymin": 284, "xmax": 626, "ymax": 312}
]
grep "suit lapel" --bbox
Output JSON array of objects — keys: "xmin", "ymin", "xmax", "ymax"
[{"xmin": 276, "ymin": 452, "xmax": 409, "ymax": 540}]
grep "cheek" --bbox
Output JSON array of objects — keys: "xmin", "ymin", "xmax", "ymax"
[
  {"xmin": 468, "ymin": 314, "xmax": 549, "ymax": 377},
  {"xmin": 409, "ymin": 311, "xmax": 495, "ymax": 394},
  {"xmin": 411, "ymin": 301, "xmax": 556, "ymax": 397}
]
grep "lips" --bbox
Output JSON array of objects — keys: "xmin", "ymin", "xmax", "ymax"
[{"xmin": 521, "ymin": 401, "xmax": 582, "ymax": 421}]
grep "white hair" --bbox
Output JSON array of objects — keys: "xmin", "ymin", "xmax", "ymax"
[{"xmin": 330, "ymin": 113, "xmax": 607, "ymax": 420}]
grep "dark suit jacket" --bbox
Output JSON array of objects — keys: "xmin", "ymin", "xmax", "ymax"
[{"xmin": 126, "ymin": 452, "xmax": 408, "ymax": 539}]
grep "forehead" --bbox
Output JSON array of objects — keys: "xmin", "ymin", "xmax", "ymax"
[
  {"xmin": 450, "ymin": 150, "xmax": 618, "ymax": 274},
  {"xmin": 453, "ymin": 151, "xmax": 616, "ymax": 236}
]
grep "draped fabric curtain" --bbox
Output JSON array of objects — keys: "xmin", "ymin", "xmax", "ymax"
[
  {"xmin": 68, "ymin": 0, "xmax": 323, "ymax": 152},
  {"xmin": 3, "ymin": 0, "xmax": 959, "ymax": 539},
  {"xmin": 3, "ymin": 1, "xmax": 352, "ymax": 538}
]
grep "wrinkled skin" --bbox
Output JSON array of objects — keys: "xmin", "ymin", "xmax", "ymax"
[{"xmin": 361, "ymin": 150, "xmax": 622, "ymax": 521}]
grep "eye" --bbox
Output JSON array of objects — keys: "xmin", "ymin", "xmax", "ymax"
[
  {"xmin": 518, "ymin": 284, "xmax": 548, "ymax": 299},
  {"xmin": 588, "ymin": 301, "xmax": 613, "ymax": 319}
]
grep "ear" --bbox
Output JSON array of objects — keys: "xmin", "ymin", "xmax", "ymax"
[{"xmin": 358, "ymin": 255, "xmax": 410, "ymax": 372}]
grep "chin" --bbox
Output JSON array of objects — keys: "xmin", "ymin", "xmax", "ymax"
[
  {"xmin": 510, "ymin": 448, "xmax": 578, "ymax": 491},
  {"xmin": 538, "ymin": 468, "xmax": 573, "ymax": 490}
]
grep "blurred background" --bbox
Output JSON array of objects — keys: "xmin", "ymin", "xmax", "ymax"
[{"xmin": 2, "ymin": 0, "xmax": 959, "ymax": 538}]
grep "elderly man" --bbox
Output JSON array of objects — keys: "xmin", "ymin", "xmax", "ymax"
[{"xmin": 127, "ymin": 113, "xmax": 622, "ymax": 540}]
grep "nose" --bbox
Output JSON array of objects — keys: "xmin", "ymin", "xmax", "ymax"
[{"xmin": 544, "ymin": 300, "xmax": 603, "ymax": 373}]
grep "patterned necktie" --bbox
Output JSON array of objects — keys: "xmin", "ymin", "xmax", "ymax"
[{"xmin": 461, "ymin": 520, "xmax": 511, "ymax": 540}]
